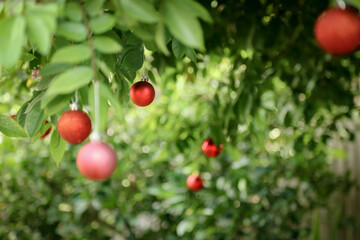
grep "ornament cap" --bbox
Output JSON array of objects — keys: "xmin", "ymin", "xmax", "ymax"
[{"xmin": 90, "ymin": 131, "xmax": 102, "ymax": 142}]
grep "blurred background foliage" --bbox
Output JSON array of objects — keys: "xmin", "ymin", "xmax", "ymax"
[{"xmin": 1, "ymin": 0, "xmax": 360, "ymax": 239}]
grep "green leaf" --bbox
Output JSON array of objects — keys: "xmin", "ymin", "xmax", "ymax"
[
  {"xmin": 57, "ymin": 22, "xmax": 87, "ymax": 42},
  {"xmin": 89, "ymin": 14, "xmax": 116, "ymax": 34},
  {"xmin": 25, "ymin": 92, "xmax": 45, "ymax": 114},
  {"xmin": 44, "ymin": 94, "xmax": 73, "ymax": 116},
  {"xmin": 310, "ymin": 211, "xmax": 321, "ymax": 240},
  {"xmin": 16, "ymin": 101, "xmax": 29, "ymax": 128},
  {"xmin": 0, "ymin": 114, "xmax": 28, "ymax": 138},
  {"xmin": 26, "ymin": 102, "xmax": 44, "ymax": 137},
  {"xmin": 51, "ymin": 45, "xmax": 91, "ymax": 64},
  {"xmin": 65, "ymin": 2, "xmax": 83, "ymax": 22},
  {"xmin": 0, "ymin": 16, "xmax": 25, "ymax": 68},
  {"xmin": 185, "ymin": 47, "xmax": 197, "ymax": 63},
  {"xmin": 100, "ymin": 83, "xmax": 122, "ymax": 113},
  {"xmin": 21, "ymin": 52, "xmax": 36, "ymax": 62},
  {"xmin": 93, "ymin": 36, "xmax": 122, "ymax": 54},
  {"xmin": 85, "ymin": 0, "xmax": 105, "ymax": 17},
  {"xmin": 26, "ymin": 14, "xmax": 52, "ymax": 55},
  {"xmin": 119, "ymin": 45, "xmax": 144, "ymax": 71},
  {"xmin": 50, "ymin": 130, "xmax": 66, "ymax": 167},
  {"xmin": 155, "ymin": 23, "xmax": 170, "ymax": 55},
  {"xmin": 120, "ymin": 0, "xmax": 159, "ymax": 23},
  {"xmin": 35, "ymin": 76, "xmax": 54, "ymax": 91},
  {"xmin": 40, "ymin": 63, "xmax": 73, "ymax": 77},
  {"xmin": 161, "ymin": 0, "xmax": 204, "ymax": 50},
  {"xmin": 172, "ymin": 38, "xmax": 186, "ymax": 59},
  {"xmin": 43, "ymin": 67, "xmax": 93, "ymax": 103},
  {"xmin": 182, "ymin": 0, "xmax": 213, "ymax": 23},
  {"xmin": 177, "ymin": 219, "xmax": 196, "ymax": 237}
]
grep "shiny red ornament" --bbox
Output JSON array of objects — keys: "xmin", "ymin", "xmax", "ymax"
[
  {"xmin": 76, "ymin": 141, "xmax": 117, "ymax": 181},
  {"xmin": 202, "ymin": 138, "xmax": 223, "ymax": 157},
  {"xmin": 57, "ymin": 110, "xmax": 92, "ymax": 144},
  {"xmin": 314, "ymin": 7, "xmax": 360, "ymax": 55},
  {"xmin": 130, "ymin": 80, "xmax": 155, "ymax": 107},
  {"xmin": 187, "ymin": 174, "xmax": 204, "ymax": 191}
]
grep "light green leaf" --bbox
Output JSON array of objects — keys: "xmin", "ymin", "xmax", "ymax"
[
  {"xmin": 43, "ymin": 67, "xmax": 93, "ymax": 104},
  {"xmin": 0, "ymin": 16, "xmax": 25, "ymax": 68},
  {"xmin": 26, "ymin": 14, "xmax": 51, "ymax": 55},
  {"xmin": 93, "ymin": 36, "xmax": 122, "ymax": 54},
  {"xmin": 161, "ymin": 0, "xmax": 204, "ymax": 50},
  {"xmin": 177, "ymin": 219, "xmax": 196, "ymax": 237},
  {"xmin": 155, "ymin": 23, "xmax": 170, "ymax": 55},
  {"xmin": 89, "ymin": 14, "xmax": 116, "ymax": 34},
  {"xmin": 85, "ymin": 0, "xmax": 105, "ymax": 17},
  {"xmin": 50, "ymin": 130, "xmax": 66, "ymax": 167},
  {"xmin": 172, "ymin": 38, "xmax": 186, "ymax": 59},
  {"xmin": 26, "ymin": 102, "xmax": 44, "ymax": 137},
  {"xmin": 57, "ymin": 22, "xmax": 87, "ymax": 42},
  {"xmin": 182, "ymin": 0, "xmax": 213, "ymax": 23},
  {"xmin": 51, "ymin": 45, "xmax": 91, "ymax": 64},
  {"xmin": 120, "ymin": 0, "xmax": 159, "ymax": 23},
  {"xmin": 65, "ymin": 2, "xmax": 82, "ymax": 22},
  {"xmin": 0, "ymin": 114, "xmax": 28, "ymax": 138}
]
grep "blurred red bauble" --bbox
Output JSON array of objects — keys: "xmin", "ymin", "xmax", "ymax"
[
  {"xmin": 76, "ymin": 141, "xmax": 117, "ymax": 181},
  {"xmin": 57, "ymin": 110, "xmax": 92, "ymax": 144},
  {"xmin": 9, "ymin": 115, "xmax": 15, "ymax": 119},
  {"xmin": 130, "ymin": 81, "xmax": 155, "ymax": 107},
  {"xmin": 314, "ymin": 7, "xmax": 360, "ymax": 55},
  {"xmin": 41, "ymin": 121, "xmax": 51, "ymax": 138},
  {"xmin": 187, "ymin": 174, "xmax": 204, "ymax": 191},
  {"xmin": 202, "ymin": 138, "xmax": 223, "ymax": 157}
]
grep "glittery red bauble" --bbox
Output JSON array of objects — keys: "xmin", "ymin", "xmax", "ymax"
[
  {"xmin": 186, "ymin": 174, "xmax": 204, "ymax": 191},
  {"xmin": 201, "ymin": 138, "xmax": 223, "ymax": 157},
  {"xmin": 57, "ymin": 110, "xmax": 92, "ymax": 144},
  {"xmin": 314, "ymin": 7, "xmax": 360, "ymax": 55},
  {"xmin": 130, "ymin": 81, "xmax": 155, "ymax": 107},
  {"xmin": 76, "ymin": 141, "xmax": 117, "ymax": 181}
]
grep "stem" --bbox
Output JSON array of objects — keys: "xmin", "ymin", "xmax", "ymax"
[{"xmin": 82, "ymin": 4, "xmax": 101, "ymax": 136}]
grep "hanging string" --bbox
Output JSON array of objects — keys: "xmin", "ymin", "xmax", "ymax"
[
  {"xmin": 92, "ymin": 81, "xmax": 101, "ymax": 141},
  {"xmin": 73, "ymin": 90, "xmax": 79, "ymax": 111},
  {"xmin": 336, "ymin": 0, "xmax": 346, "ymax": 9}
]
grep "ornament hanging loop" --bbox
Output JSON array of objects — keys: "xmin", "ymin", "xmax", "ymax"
[
  {"xmin": 71, "ymin": 91, "xmax": 79, "ymax": 111},
  {"xmin": 335, "ymin": 0, "xmax": 346, "ymax": 9}
]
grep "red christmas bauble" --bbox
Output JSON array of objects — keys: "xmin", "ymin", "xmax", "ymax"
[
  {"xmin": 57, "ymin": 110, "xmax": 92, "ymax": 144},
  {"xmin": 76, "ymin": 141, "xmax": 117, "ymax": 181},
  {"xmin": 41, "ymin": 121, "xmax": 51, "ymax": 138},
  {"xmin": 314, "ymin": 7, "xmax": 360, "ymax": 55},
  {"xmin": 130, "ymin": 81, "xmax": 155, "ymax": 107},
  {"xmin": 187, "ymin": 174, "xmax": 204, "ymax": 191},
  {"xmin": 202, "ymin": 138, "xmax": 223, "ymax": 157},
  {"xmin": 9, "ymin": 115, "xmax": 15, "ymax": 119}
]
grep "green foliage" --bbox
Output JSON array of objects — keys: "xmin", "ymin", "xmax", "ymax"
[{"xmin": 0, "ymin": 0, "xmax": 358, "ymax": 239}]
